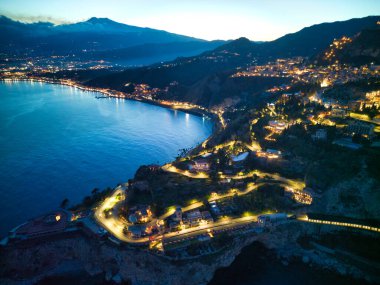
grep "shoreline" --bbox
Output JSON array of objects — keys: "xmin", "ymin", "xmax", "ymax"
[
  {"xmin": 0, "ymin": 78, "xmax": 217, "ymax": 237},
  {"xmin": 1, "ymin": 77, "xmax": 220, "ymax": 148},
  {"xmin": 0, "ymin": 77, "xmax": 219, "ymax": 125},
  {"xmin": 1, "ymin": 81, "xmax": 378, "ymax": 285}
]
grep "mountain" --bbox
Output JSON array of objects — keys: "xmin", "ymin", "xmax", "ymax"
[
  {"xmin": 64, "ymin": 16, "xmax": 380, "ymax": 107},
  {"xmin": 82, "ymin": 40, "xmax": 226, "ymax": 66},
  {"xmin": 2, "ymin": 15, "xmax": 378, "ymax": 63},
  {"xmin": 85, "ymin": 37, "xmax": 258, "ymax": 89},
  {"xmin": 258, "ymin": 16, "xmax": 380, "ymax": 58},
  {"xmin": 316, "ymin": 27, "xmax": 380, "ymax": 65},
  {"xmin": 0, "ymin": 16, "xmax": 219, "ymax": 57},
  {"xmin": 213, "ymin": 37, "xmax": 256, "ymax": 54},
  {"xmin": 78, "ymin": 37, "xmax": 290, "ymax": 108}
]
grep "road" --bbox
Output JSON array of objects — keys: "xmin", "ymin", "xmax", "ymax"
[
  {"xmin": 163, "ymin": 157, "xmax": 305, "ymax": 192},
  {"xmin": 94, "ymin": 186, "xmax": 259, "ymax": 245},
  {"xmin": 220, "ymin": 169, "xmax": 305, "ymax": 191},
  {"xmin": 94, "ymin": 188, "xmax": 150, "ymax": 244},
  {"xmin": 162, "ymin": 164, "xmax": 209, "ymax": 179},
  {"xmin": 163, "ymin": 216, "xmax": 257, "ymax": 245},
  {"xmin": 158, "ymin": 201, "xmax": 205, "ymax": 221},
  {"xmin": 95, "ymin": 161, "xmax": 308, "ymax": 245},
  {"xmin": 297, "ymin": 215, "xmax": 380, "ymax": 233},
  {"xmin": 349, "ymin": 112, "xmax": 380, "ymax": 126}
]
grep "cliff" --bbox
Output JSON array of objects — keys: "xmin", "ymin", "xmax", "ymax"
[{"xmin": 1, "ymin": 222, "xmax": 379, "ymax": 285}]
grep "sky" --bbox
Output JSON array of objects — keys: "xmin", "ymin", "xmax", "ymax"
[{"xmin": 0, "ymin": 0, "xmax": 379, "ymax": 41}]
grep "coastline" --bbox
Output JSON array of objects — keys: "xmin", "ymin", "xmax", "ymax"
[
  {"xmin": 4, "ymin": 77, "xmax": 223, "ymax": 160},
  {"xmin": 0, "ymin": 79, "xmax": 215, "ymax": 236},
  {"xmin": 0, "ymin": 77, "xmax": 218, "ymax": 125},
  {"xmin": 1, "ymin": 80, "xmax": 379, "ymax": 285},
  {"xmin": 1, "ymin": 77, "xmax": 219, "ymax": 150}
]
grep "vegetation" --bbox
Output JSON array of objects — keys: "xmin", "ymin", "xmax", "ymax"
[{"xmin": 70, "ymin": 187, "xmax": 114, "ymax": 211}]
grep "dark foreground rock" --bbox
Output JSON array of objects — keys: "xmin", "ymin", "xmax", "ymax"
[{"xmin": 1, "ymin": 222, "xmax": 379, "ymax": 285}]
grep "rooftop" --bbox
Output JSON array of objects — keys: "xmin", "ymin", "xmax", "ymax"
[{"xmin": 15, "ymin": 210, "xmax": 69, "ymax": 237}]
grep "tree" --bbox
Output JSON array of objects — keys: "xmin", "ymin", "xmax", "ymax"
[{"xmin": 60, "ymin": 198, "xmax": 69, "ymax": 209}]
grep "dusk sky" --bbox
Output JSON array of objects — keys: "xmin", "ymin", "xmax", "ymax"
[{"xmin": 1, "ymin": 0, "xmax": 379, "ymax": 41}]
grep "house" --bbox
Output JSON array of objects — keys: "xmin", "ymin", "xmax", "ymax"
[
  {"xmin": 190, "ymin": 158, "xmax": 210, "ymax": 171},
  {"xmin": 12, "ymin": 210, "xmax": 70, "ymax": 239},
  {"xmin": 266, "ymin": 149, "xmax": 282, "ymax": 158},
  {"xmin": 185, "ymin": 209, "xmax": 202, "ymax": 226},
  {"xmin": 331, "ymin": 108, "xmax": 347, "ymax": 118},
  {"xmin": 209, "ymin": 201, "xmax": 221, "ymax": 215},
  {"xmin": 169, "ymin": 220, "xmax": 181, "ymax": 231},
  {"xmin": 201, "ymin": 211, "xmax": 214, "ymax": 223},
  {"xmin": 347, "ymin": 122, "xmax": 374, "ymax": 138},
  {"xmin": 258, "ymin": 213, "xmax": 287, "ymax": 226},
  {"xmin": 127, "ymin": 225, "xmax": 147, "ymax": 238},
  {"xmin": 172, "ymin": 207, "xmax": 183, "ymax": 222},
  {"xmin": 128, "ymin": 205, "xmax": 152, "ymax": 224},
  {"xmin": 268, "ymin": 120, "xmax": 288, "ymax": 132}
]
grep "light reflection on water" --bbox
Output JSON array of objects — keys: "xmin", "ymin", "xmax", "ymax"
[{"xmin": 0, "ymin": 81, "xmax": 212, "ymax": 235}]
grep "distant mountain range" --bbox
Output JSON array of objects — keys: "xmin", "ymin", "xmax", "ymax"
[
  {"xmin": 0, "ymin": 16, "xmax": 225, "ymax": 64},
  {"xmin": 2, "ymin": 15, "xmax": 379, "ymax": 67}
]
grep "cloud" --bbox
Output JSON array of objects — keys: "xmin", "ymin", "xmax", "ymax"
[{"xmin": 4, "ymin": 13, "xmax": 72, "ymax": 25}]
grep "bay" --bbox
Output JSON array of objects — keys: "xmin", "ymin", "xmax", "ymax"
[{"xmin": 0, "ymin": 81, "xmax": 212, "ymax": 236}]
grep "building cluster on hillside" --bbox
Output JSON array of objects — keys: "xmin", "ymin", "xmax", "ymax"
[
  {"xmin": 322, "ymin": 36, "xmax": 352, "ymax": 62},
  {"xmin": 0, "ymin": 56, "xmax": 114, "ymax": 78},
  {"xmin": 128, "ymin": 205, "xmax": 153, "ymax": 224},
  {"xmin": 167, "ymin": 207, "xmax": 214, "ymax": 231},
  {"xmin": 232, "ymin": 57, "xmax": 380, "ymax": 87},
  {"xmin": 132, "ymin": 84, "xmax": 162, "ymax": 100},
  {"xmin": 362, "ymin": 90, "xmax": 380, "ymax": 109}
]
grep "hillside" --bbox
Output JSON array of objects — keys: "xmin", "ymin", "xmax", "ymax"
[
  {"xmin": 317, "ymin": 27, "xmax": 380, "ymax": 65},
  {"xmin": 259, "ymin": 16, "xmax": 380, "ymax": 58},
  {"xmin": 84, "ymin": 40, "xmax": 226, "ymax": 66},
  {"xmin": 83, "ymin": 16, "xmax": 380, "ymax": 106},
  {"xmin": 86, "ymin": 37, "xmax": 257, "ymax": 88},
  {"xmin": 80, "ymin": 37, "xmax": 290, "ymax": 108}
]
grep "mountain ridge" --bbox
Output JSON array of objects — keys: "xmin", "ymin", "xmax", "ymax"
[
  {"xmin": 0, "ymin": 15, "xmax": 209, "ymax": 56},
  {"xmin": 78, "ymin": 16, "xmax": 380, "ymax": 108}
]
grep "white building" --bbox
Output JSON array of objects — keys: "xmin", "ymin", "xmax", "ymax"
[{"xmin": 258, "ymin": 213, "xmax": 287, "ymax": 226}]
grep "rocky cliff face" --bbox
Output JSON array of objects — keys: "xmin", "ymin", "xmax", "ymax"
[
  {"xmin": 1, "ymin": 222, "xmax": 378, "ymax": 285},
  {"xmin": 0, "ymin": 234, "xmax": 261, "ymax": 285},
  {"xmin": 312, "ymin": 170, "xmax": 380, "ymax": 220}
]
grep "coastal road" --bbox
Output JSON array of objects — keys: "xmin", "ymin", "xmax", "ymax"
[
  {"xmin": 162, "ymin": 164, "xmax": 209, "ymax": 179},
  {"xmin": 297, "ymin": 215, "xmax": 380, "ymax": 233},
  {"xmin": 94, "ymin": 187, "xmax": 259, "ymax": 245},
  {"xmin": 94, "ymin": 188, "xmax": 149, "ymax": 244},
  {"xmin": 163, "ymin": 216, "xmax": 258, "ymax": 245}
]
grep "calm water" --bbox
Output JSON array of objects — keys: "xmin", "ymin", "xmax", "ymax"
[{"xmin": 0, "ymin": 81, "xmax": 212, "ymax": 236}]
